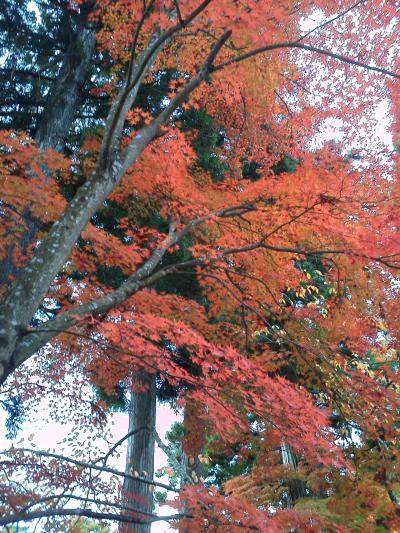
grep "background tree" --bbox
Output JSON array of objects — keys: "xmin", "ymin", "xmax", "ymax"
[{"xmin": 0, "ymin": 0, "xmax": 400, "ymax": 531}]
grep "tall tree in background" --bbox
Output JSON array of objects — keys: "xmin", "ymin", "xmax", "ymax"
[
  {"xmin": 0, "ymin": 0, "xmax": 98, "ymax": 283},
  {"xmin": 0, "ymin": 0, "xmax": 400, "ymax": 531}
]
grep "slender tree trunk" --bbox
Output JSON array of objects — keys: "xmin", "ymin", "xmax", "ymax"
[
  {"xmin": 281, "ymin": 441, "xmax": 308, "ymax": 507},
  {"xmin": 122, "ymin": 372, "xmax": 157, "ymax": 533}
]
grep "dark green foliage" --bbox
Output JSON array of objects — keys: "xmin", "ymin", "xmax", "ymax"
[
  {"xmin": 255, "ymin": 254, "xmax": 335, "ymax": 385},
  {"xmin": 337, "ymin": 340, "xmax": 353, "ymax": 358},
  {"xmin": 271, "ymin": 154, "xmax": 299, "ymax": 175},
  {"xmin": 293, "ymin": 254, "xmax": 328, "ymax": 276},
  {"xmin": 203, "ymin": 437, "xmax": 258, "ymax": 488},
  {"xmin": 254, "ymin": 316, "xmax": 291, "ymax": 353},
  {"xmin": 159, "ymin": 421, "xmax": 258, "ymax": 490},
  {"xmin": 91, "ymin": 200, "xmax": 129, "ymax": 242},
  {"xmin": 96, "ymin": 382, "xmax": 128, "ymax": 412},
  {"xmin": 241, "ymin": 153, "xmax": 299, "ymax": 182},
  {"xmin": 156, "ymin": 421, "xmax": 185, "ymax": 489},
  {"xmin": 180, "ymin": 106, "xmax": 229, "ymax": 182},
  {"xmin": 0, "ymin": 395, "xmax": 25, "ymax": 439},
  {"xmin": 156, "ymin": 422, "xmax": 185, "ymax": 488},
  {"xmin": 154, "ymin": 237, "xmax": 202, "ymax": 299},
  {"xmin": 0, "ymin": 0, "xmax": 65, "ymax": 133},
  {"xmin": 157, "ymin": 344, "xmax": 202, "ymax": 403},
  {"xmin": 135, "ymin": 69, "xmax": 181, "ymax": 117},
  {"xmin": 126, "ymin": 197, "xmax": 170, "ymax": 234},
  {"xmin": 135, "ymin": 75, "xmax": 230, "ymax": 182},
  {"xmin": 59, "ymin": 173, "xmax": 87, "ymax": 201},
  {"xmin": 96, "ymin": 264, "xmax": 128, "ymax": 289},
  {"xmin": 242, "ymin": 160, "xmax": 261, "ymax": 181},
  {"xmin": 124, "ymin": 196, "xmax": 203, "ymax": 299},
  {"xmin": 0, "ymin": 0, "xmax": 110, "ymax": 148},
  {"xmin": 68, "ymin": 269, "xmax": 88, "ymax": 282},
  {"xmin": 280, "ymin": 254, "xmax": 334, "ymax": 307}
]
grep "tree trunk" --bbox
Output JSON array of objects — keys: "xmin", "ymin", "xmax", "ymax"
[
  {"xmin": 0, "ymin": 16, "xmax": 96, "ymax": 290},
  {"xmin": 281, "ymin": 441, "xmax": 308, "ymax": 507},
  {"xmin": 122, "ymin": 372, "xmax": 157, "ymax": 533},
  {"xmin": 34, "ymin": 24, "xmax": 96, "ymax": 150},
  {"xmin": 178, "ymin": 401, "xmax": 205, "ymax": 533},
  {"xmin": 0, "ymin": 27, "xmax": 176, "ymax": 384}
]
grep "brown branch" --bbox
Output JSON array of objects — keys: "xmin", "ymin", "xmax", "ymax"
[
  {"xmin": 102, "ymin": 0, "xmax": 214, "ymax": 163},
  {"xmin": 11, "ymin": 200, "xmax": 255, "ymax": 364},
  {"xmin": 0, "ymin": 68, "xmax": 55, "ymax": 83},
  {"xmin": 126, "ymin": 0, "xmax": 156, "ymax": 83},
  {"xmin": 0, "ymin": 508, "xmax": 183, "ymax": 527},
  {"xmin": 296, "ymin": 0, "xmax": 368, "ymax": 43},
  {"xmin": 212, "ymin": 41, "xmax": 400, "ymax": 80},
  {"xmin": 173, "ymin": 0, "xmax": 184, "ymax": 25},
  {"xmin": 19, "ymin": 493, "xmax": 170, "ymax": 518},
  {"xmin": 1, "ymin": 448, "xmax": 178, "ymax": 493},
  {"xmin": 95, "ymin": 426, "xmax": 150, "ymax": 466}
]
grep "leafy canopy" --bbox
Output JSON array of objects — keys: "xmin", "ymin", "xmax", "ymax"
[{"xmin": 0, "ymin": 0, "xmax": 400, "ymax": 531}]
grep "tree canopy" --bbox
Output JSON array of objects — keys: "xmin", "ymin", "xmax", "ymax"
[{"xmin": 0, "ymin": 0, "xmax": 400, "ymax": 531}]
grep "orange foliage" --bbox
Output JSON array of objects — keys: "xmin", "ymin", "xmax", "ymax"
[{"xmin": 1, "ymin": 0, "xmax": 400, "ymax": 530}]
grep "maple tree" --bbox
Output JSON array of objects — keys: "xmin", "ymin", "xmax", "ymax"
[{"xmin": 1, "ymin": 0, "xmax": 400, "ymax": 531}]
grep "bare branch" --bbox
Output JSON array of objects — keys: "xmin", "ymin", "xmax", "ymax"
[
  {"xmin": 153, "ymin": 429, "xmax": 193, "ymax": 485},
  {"xmin": 212, "ymin": 41, "xmax": 400, "ymax": 80},
  {"xmin": 0, "ymin": 508, "xmax": 183, "ymax": 527},
  {"xmin": 173, "ymin": 0, "xmax": 184, "ymax": 25},
  {"xmin": 0, "ymin": 448, "xmax": 179, "ymax": 493},
  {"xmin": 20, "ymin": 493, "xmax": 163, "ymax": 516},
  {"xmin": 96, "ymin": 426, "xmax": 150, "ymax": 467},
  {"xmin": 296, "ymin": 0, "xmax": 367, "ymax": 43}
]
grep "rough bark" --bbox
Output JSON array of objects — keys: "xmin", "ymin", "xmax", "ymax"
[
  {"xmin": 34, "ymin": 25, "xmax": 96, "ymax": 151},
  {"xmin": 281, "ymin": 442, "xmax": 308, "ymax": 507},
  {"xmin": 122, "ymin": 372, "xmax": 157, "ymax": 533}
]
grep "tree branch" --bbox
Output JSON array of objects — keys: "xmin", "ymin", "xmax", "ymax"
[
  {"xmin": 153, "ymin": 429, "xmax": 193, "ymax": 485},
  {"xmin": 96, "ymin": 426, "xmax": 150, "ymax": 466},
  {"xmin": 212, "ymin": 41, "xmax": 400, "ymax": 79},
  {"xmin": 0, "ymin": 68, "xmax": 55, "ymax": 83},
  {"xmin": 296, "ymin": 0, "xmax": 367, "ymax": 43},
  {"xmin": 10, "ymin": 201, "xmax": 253, "ymax": 367},
  {"xmin": 101, "ymin": 0, "xmax": 214, "ymax": 161},
  {"xmin": 0, "ymin": 29, "xmax": 233, "ymax": 382},
  {"xmin": 20, "ymin": 493, "xmax": 164, "ymax": 516},
  {"xmin": 0, "ymin": 448, "xmax": 178, "ymax": 493},
  {"xmin": 0, "ymin": 508, "xmax": 183, "ymax": 527}
]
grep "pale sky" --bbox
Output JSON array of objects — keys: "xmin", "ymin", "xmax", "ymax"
[{"xmin": 0, "ymin": 401, "xmax": 181, "ymax": 532}]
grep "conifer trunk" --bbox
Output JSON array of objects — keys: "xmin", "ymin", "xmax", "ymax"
[
  {"xmin": 0, "ymin": 11, "xmax": 95, "ymax": 288},
  {"xmin": 281, "ymin": 442, "xmax": 308, "ymax": 507},
  {"xmin": 122, "ymin": 372, "xmax": 157, "ymax": 533},
  {"xmin": 34, "ymin": 24, "xmax": 96, "ymax": 150}
]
